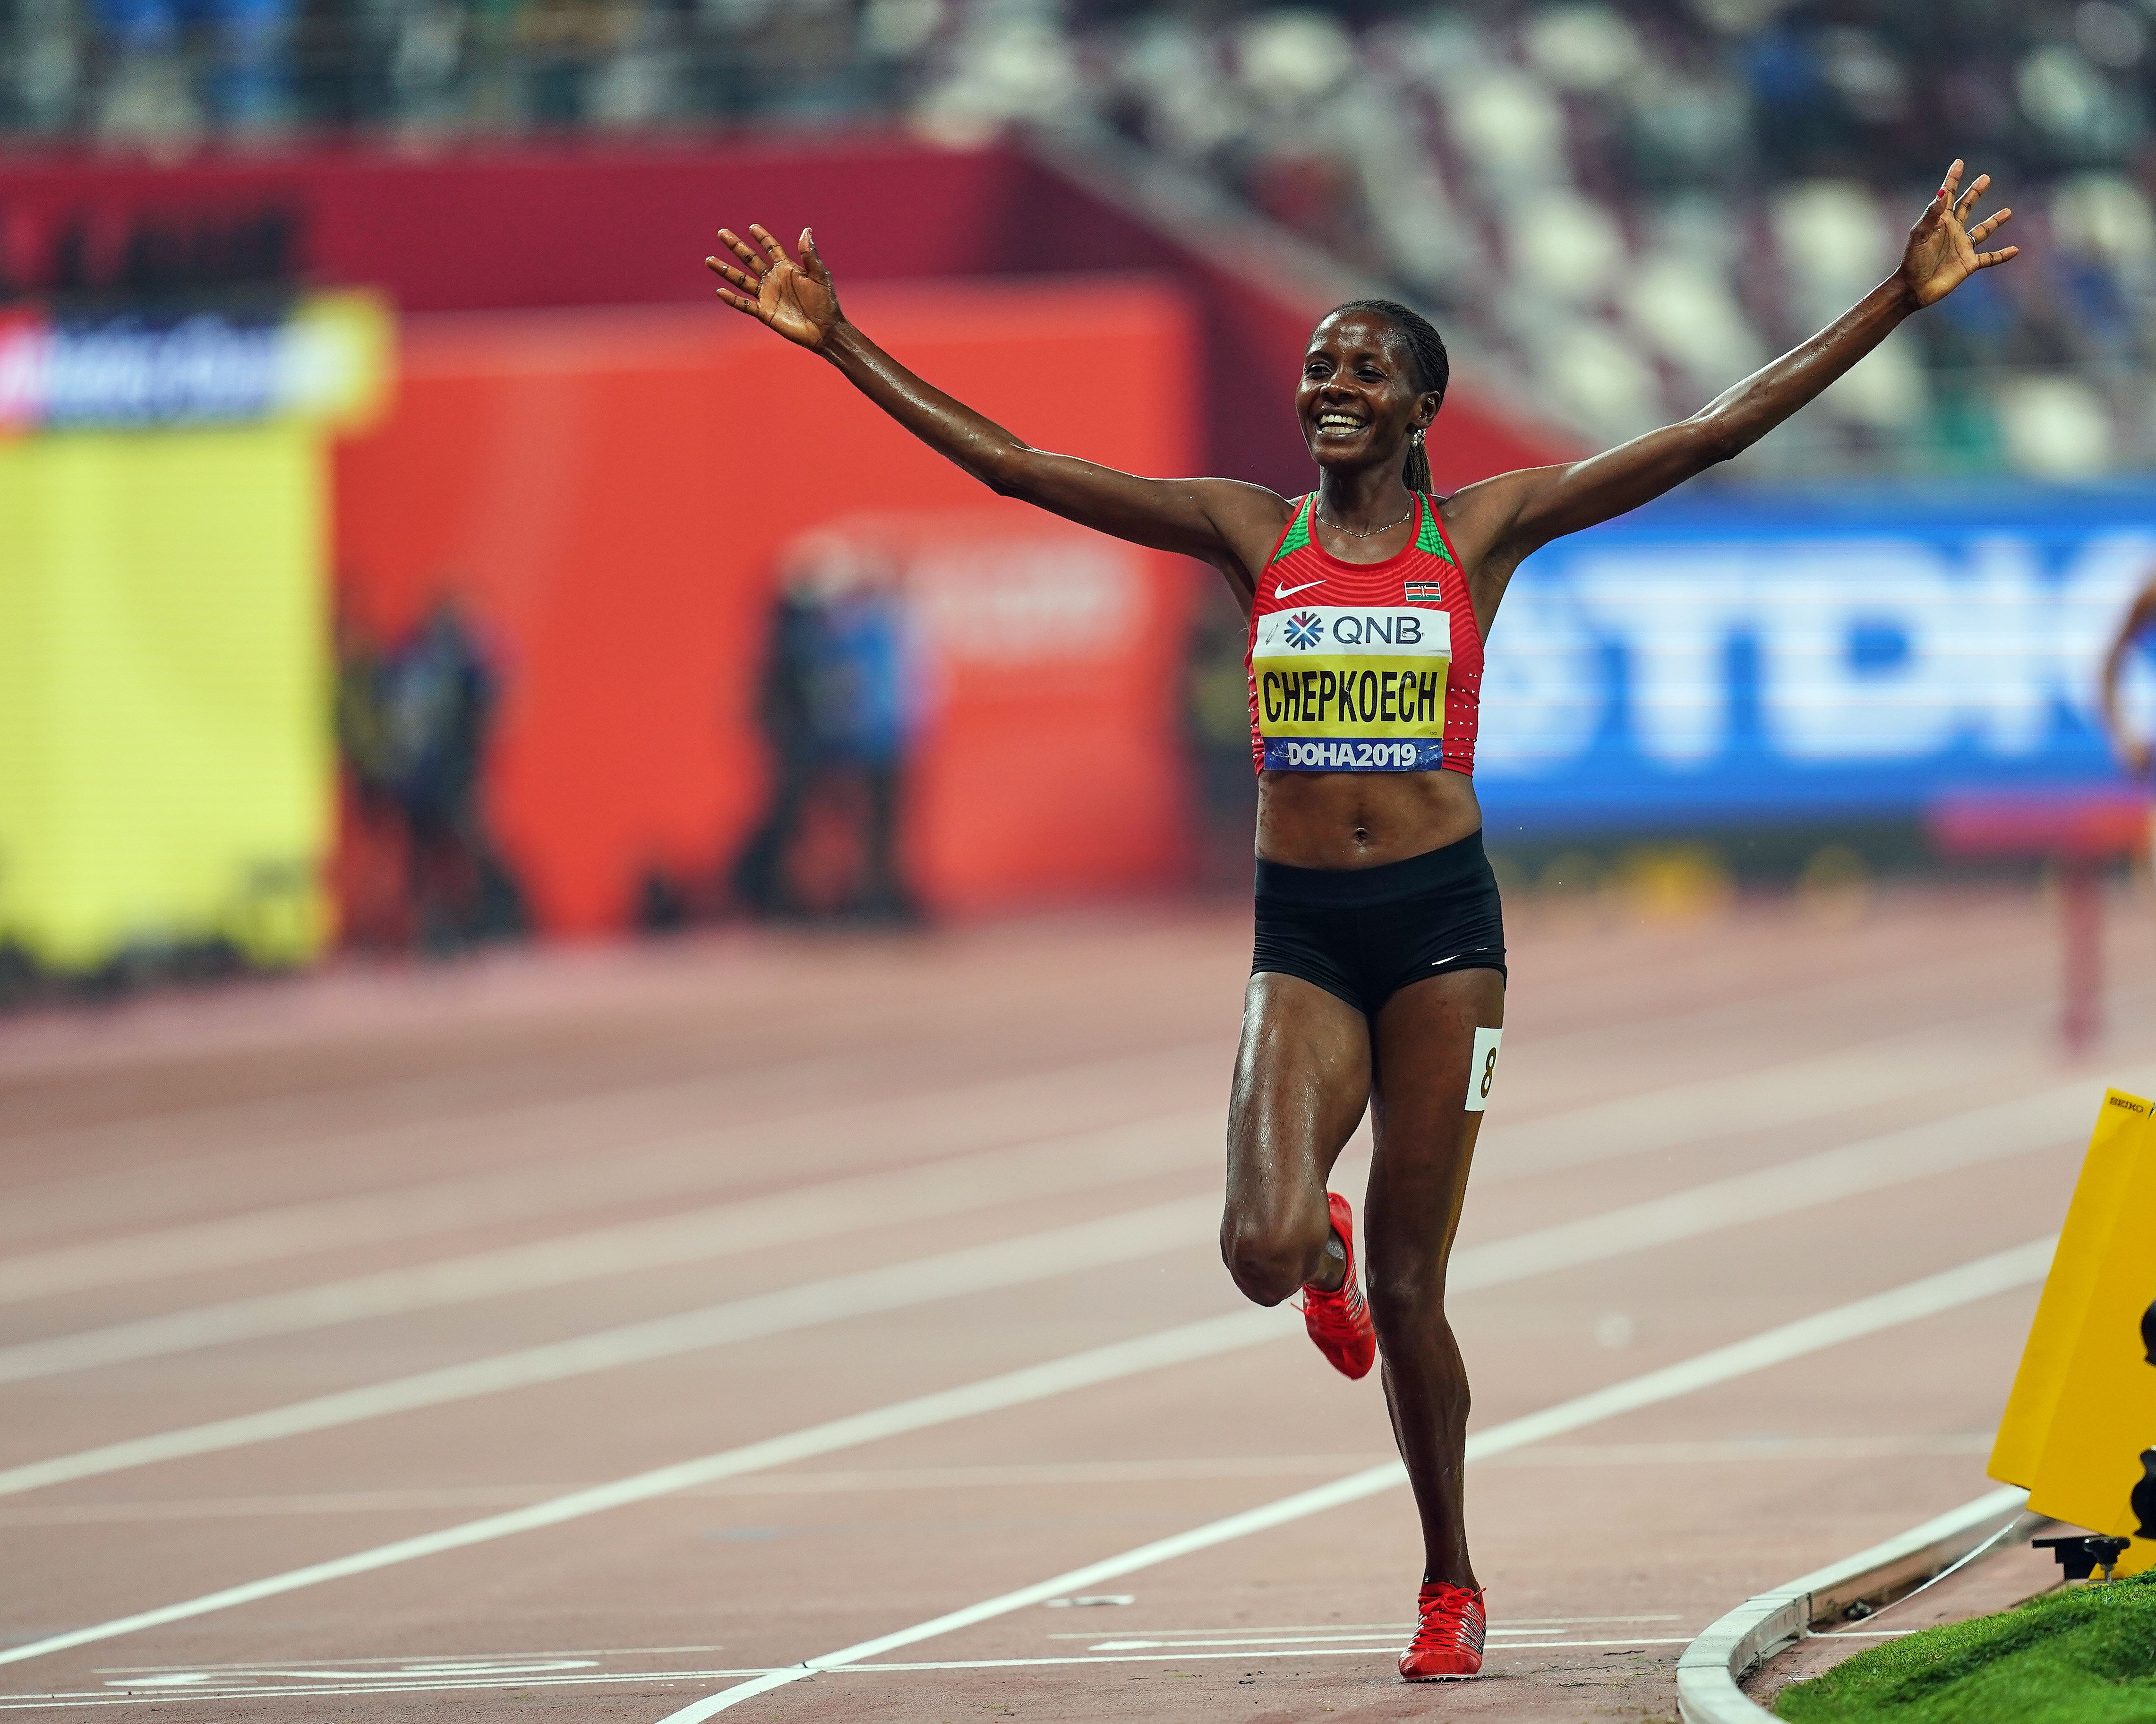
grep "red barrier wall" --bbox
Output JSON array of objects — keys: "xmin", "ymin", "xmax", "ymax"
[
  {"xmin": 334, "ymin": 278, "xmax": 1199, "ymax": 933},
  {"xmin": 0, "ymin": 135, "xmax": 1012, "ymax": 313},
  {"xmin": 5, "ymin": 135, "xmax": 1573, "ymax": 495}
]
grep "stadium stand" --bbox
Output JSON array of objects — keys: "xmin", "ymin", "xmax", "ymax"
[{"xmin": 3, "ymin": 0, "xmax": 2152, "ymax": 476}]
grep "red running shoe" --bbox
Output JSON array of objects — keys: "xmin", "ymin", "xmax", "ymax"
[
  {"xmin": 1400, "ymin": 1582, "xmax": 1486, "ymax": 1681},
  {"xmin": 1300, "ymin": 1191, "xmax": 1375, "ymax": 1380}
]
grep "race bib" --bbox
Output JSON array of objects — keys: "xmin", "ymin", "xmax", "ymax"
[
  {"xmin": 1463, "ymin": 1026, "xmax": 1503, "ymax": 1112},
  {"xmin": 1252, "ymin": 606, "xmax": 1450, "ymax": 772}
]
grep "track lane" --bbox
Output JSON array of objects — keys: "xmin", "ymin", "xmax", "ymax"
[
  {"xmin": 0, "ymin": 1077, "xmax": 2087, "ymax": 1681},
  {"xmin": 5, "ymin": 1054, "xmax": 2123, "ymax": 1494},
  {"xmin": 1, "ymin": 886, "xmax": 2149, "ymax": 1722},
  {"xmin": 0, "ymin": 888, "xmax": 2085, "ymax": 1249},
  {"xmin": 667, "ymin": 1239, "xmax": 2051, "ymax": 1717}
]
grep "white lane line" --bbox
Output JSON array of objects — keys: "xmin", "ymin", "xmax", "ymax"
[
  {"xmin": 94, "ymin": 1644, "xmax": 736, "ymax": 1670},
  {"xmin": 658, "ymin": 1236, "xmax": 2055, "ymax": 1718},
  {"xmin": 0, "ymin": 1306, "xmax": 1297, "ymax": 1670},
  {"xmin": 0, "ymin": 1033, "xmax": 1997, "ymax": 1383},
  {"xmin": 0, "ymin": 1109, "xmax": 1220, "ymax": 1385},
  {"xmin": 1047, "ymin": 1614, "xmax": 1680, "ymax": 1637},
  {"xmin": 1447, "ymin": 1072, "xmax": 2142, "ymax": 1289},
  {"xmin": 94, "ymin": 1622, "xmax": 1660, "ymax": 1666},
  {"xmin": 1089, "ymin": 1633, "xmax": 1412, "ymax": 1649},
  {"xmin": 0, "ymin": 1433, "xmax": 1995, "ymax": 1530},
  {"xmin": 1477, "ymin": 1024, "xmax": 2074, "ymax": 1182},
  {"xmin": 0, "ymin": 1459, "xmax": 1393, "ymax": 1526},
  {"xmin": 0, "ymin": 1043, "xmax": 1217, "ymax": 1304},
  {"xmin": 0, "ymin": 1196, "xmax": 1221, "ymax": 1500},
  {"xmin": 0, "ymin": 1435, "xmax": 1991, "ymax": 1526},
  {"xmin": 833, "ymin": 1640, "xmax": 1708, "ymax": 1663},
  {"xmin": 0, "ymin": 1642, "xmax": 1712, "ymax": 1710},
  {"xmin": 0, "ymin": 978, "xmax": 2053, "ymax": 1311},
  {"xmin": 1479, "ymin": 1433, "xmax": 1995, "ymax": 1467},
  {"xmin": 0, "ymin": 1230, "xmax": 2049, "ymax": 1676},
  {"xmin": 3, "ymin": 1068, "xmax": 2099, "ymax": 1496}
]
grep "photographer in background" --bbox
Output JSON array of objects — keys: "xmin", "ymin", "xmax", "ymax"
[{"xmin": 731, "ymin": 534, "xmax": 920, "ymax": 924}]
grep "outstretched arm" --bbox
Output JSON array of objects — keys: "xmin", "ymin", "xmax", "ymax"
[
  {"xmin": 706, "ymin": 225, "xmax": 1287, "ymax": 589},
  {"xmin": 1445, "ymin": 160, "xmax": 2019, "ymax": 583},
  {"xmin": 2102, "ymin": 576, "xmax": 2156, "ymax": 777}
]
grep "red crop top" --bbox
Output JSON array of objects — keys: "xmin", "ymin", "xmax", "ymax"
[{"xmin": 1245, "ymin": 491, "xmax": 1483, "ymax": 775}]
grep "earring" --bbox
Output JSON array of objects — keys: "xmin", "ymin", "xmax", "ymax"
[{"xmin": 1412, "ymin": 429, "xmax": 1426, "ymax": 446}]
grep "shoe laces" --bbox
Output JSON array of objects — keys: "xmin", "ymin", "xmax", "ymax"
[
  {"xmin": 1299, "ymin": 1269, "xmax": 1367, "ymax": 1336},
  {"xmin": 1408, "ymin": 1584, "xmax": 1485, "ymax": 1660}
]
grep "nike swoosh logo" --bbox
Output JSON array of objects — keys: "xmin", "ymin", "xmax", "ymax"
[{"xmin": 1275, "ymin": 579, "xmax": 1326, "ymax": 599}]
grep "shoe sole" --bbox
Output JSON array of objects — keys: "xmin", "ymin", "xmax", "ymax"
[
  {"xmin": 1308, "ymin": 1192, "xmax": 1375, "ymax": 1379},
  {"xmin": 1312, "ymin": 1343, "xmax": 1375, "ymax": 1381}
]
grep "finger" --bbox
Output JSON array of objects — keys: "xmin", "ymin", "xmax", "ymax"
[
  {"xmin": 1975, "ymin": 244, "xmax": 2020, "ymax": 269},
  {"xmin": 1930, "ymin": 159, "xmax": 1963, "ymax": 219},
  {"xmin": 705, "ymin": 257, "xmax": 760, "ymax": 291},
  {"xmin": 1955, "ymin": 172, "xmax": 1990, "ymax": 222},
  {"xmin": 712, "ymin": 285, "xmax": 765, "ymax": 317},
  {"xmin": 800, "ymin": 227, "xmax": 828, "ymax": 282},
  {"xmin": 1969, "ymin": 207, "xmax": 2013, "ymax": 243},
  {"xmin": 717, "ymin": 229, "xmax": 767, "ymax": 275},
  {"xmin": 749, "ymin": 223, "xmax": 789, "ymax": 266}
]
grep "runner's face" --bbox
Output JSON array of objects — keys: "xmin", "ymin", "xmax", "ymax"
[{"xmin": 1296, "ymin": 313, "xmax": 1433, "ymax": 473}]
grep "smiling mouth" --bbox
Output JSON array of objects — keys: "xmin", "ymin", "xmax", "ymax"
[{"xmin": 1315, "ymin": 412, "xmax": 1367, "ymax": 436}]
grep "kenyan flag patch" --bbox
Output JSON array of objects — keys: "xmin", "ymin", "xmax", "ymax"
[{"xmin": 1404, "ymin": 581, "xmax": 1445, "ymax": 607}]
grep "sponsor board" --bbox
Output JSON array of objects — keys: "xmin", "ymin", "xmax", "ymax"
[
  {"xmin": 1476, "ymin": 486, "xmax": 2156, "ymax": 823},
  {"xmin": 0, "ymin": 292, "xmax": 389, "ymax": 434}
]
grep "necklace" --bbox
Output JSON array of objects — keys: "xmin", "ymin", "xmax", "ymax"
[{"xmin": 1315, "ymin": 498, "xmax": 1414, "ymax": 538}]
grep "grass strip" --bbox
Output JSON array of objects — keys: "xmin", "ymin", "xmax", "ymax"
[{"xmin": 1776, "ymin": 1570, "xmax": 2156, "ymax": 1723}]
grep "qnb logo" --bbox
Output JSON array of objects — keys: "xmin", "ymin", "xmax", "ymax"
[
  {"xmin": 1283, "ymin": 611, "xmax": 1324, "ymax": 651},
  {"xmin": 1332, "ymin": 613, "xmax": 1424, "ymax": 645}
]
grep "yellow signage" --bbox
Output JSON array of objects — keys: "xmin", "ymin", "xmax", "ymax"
[
  {"xmin": 1990, "ymin": 1088, "xmax": 2156, "ymax": 1575},
  {"xmin": 0, "ymin": 422, "xmax": 332, "ymax": 973},
  {"xmin": 1252, "ymin": 606, "xmax": 1451, "ymax": 772}
]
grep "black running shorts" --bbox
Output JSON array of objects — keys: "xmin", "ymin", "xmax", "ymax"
[{"xmin": 1251, "ymin": 829, "xmax": 1506, "ymax": 1017}]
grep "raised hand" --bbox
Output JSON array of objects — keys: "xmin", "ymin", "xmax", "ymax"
[
  {"xmin": 706, "ymin": 224, "xmax": 843, "ymax": 350},
  {"xmin": 1899, "ymin": 160, "xmax": 2019, "ymax": 308}
]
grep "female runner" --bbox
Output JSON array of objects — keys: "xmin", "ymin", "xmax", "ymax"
[{"xmin": 707, "ymin": 159, "xmax": 2015, "ymax": 1681}]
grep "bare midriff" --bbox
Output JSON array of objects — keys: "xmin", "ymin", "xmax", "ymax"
[{"xmin": 1255, "ymin": 768, "xmax": 1482, "ymax": 870}]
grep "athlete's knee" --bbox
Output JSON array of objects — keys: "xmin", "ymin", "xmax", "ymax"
[
  {"xmin": 1219, "ymin": 1205, "xmax": 1326, "ymax": 1307},
  {"xmin": 1365, "ymin": 1260, "xmax": 1449, "ymax": 1334}
]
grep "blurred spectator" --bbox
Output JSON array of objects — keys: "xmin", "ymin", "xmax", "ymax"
[
  {"xmin": 340, "ymin": 598, "xmax": 528, "ymax": 953},
  {"xmin": 91, "ymin": 0, "xmax": 296, "ymax": 137},
  {"xmin": 17, "ymin": 0, "xmax": 2156, "ymax": 475},
  {"xmin": 515, "ymin": 0, "xmax": 615, "ymax": 125},
  {"xmin": 732, "ymin": 535, "xmax": 920, "ymax": 923}
]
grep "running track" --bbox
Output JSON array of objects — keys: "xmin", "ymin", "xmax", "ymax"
[{"xmin": 2, "ymin": 883, "xmax": 2151, "ymax": 1721}]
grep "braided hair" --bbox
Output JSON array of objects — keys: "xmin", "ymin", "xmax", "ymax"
[{"xmin": 1324, "ymin": 299, "xmax": 1449, "ymax": 494}]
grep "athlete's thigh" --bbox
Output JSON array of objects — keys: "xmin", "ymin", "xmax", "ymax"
[
  {"xmin": 1365, "ymin": 968, "xmax": 1506, "ymax": 1286},
  {"xmin": 1226, "ymin": 971, "xmax": 1372, "ymax": 1220}
]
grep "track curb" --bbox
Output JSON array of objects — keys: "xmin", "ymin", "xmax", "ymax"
[{"xmin": 1674, "ymin": 1484, "xmax": 2045, "ymax": 1723}]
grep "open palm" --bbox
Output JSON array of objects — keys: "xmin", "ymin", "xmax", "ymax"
[
  {"xmin": 706, "ymin": 224, "xmax": 843, "ymax": 350},
  {"xmin": 1899, "ymin": 160, "xmax": 2018, "ymax": 308}
]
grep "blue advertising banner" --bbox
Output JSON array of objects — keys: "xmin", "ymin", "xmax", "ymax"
[
  {"xmin": 0, "ymin": 293, "xmax": 388, "ymax": 435},
  {"xmin": 1476, "ymin": 484, "xmax": 2156, "ymax": 830}
]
